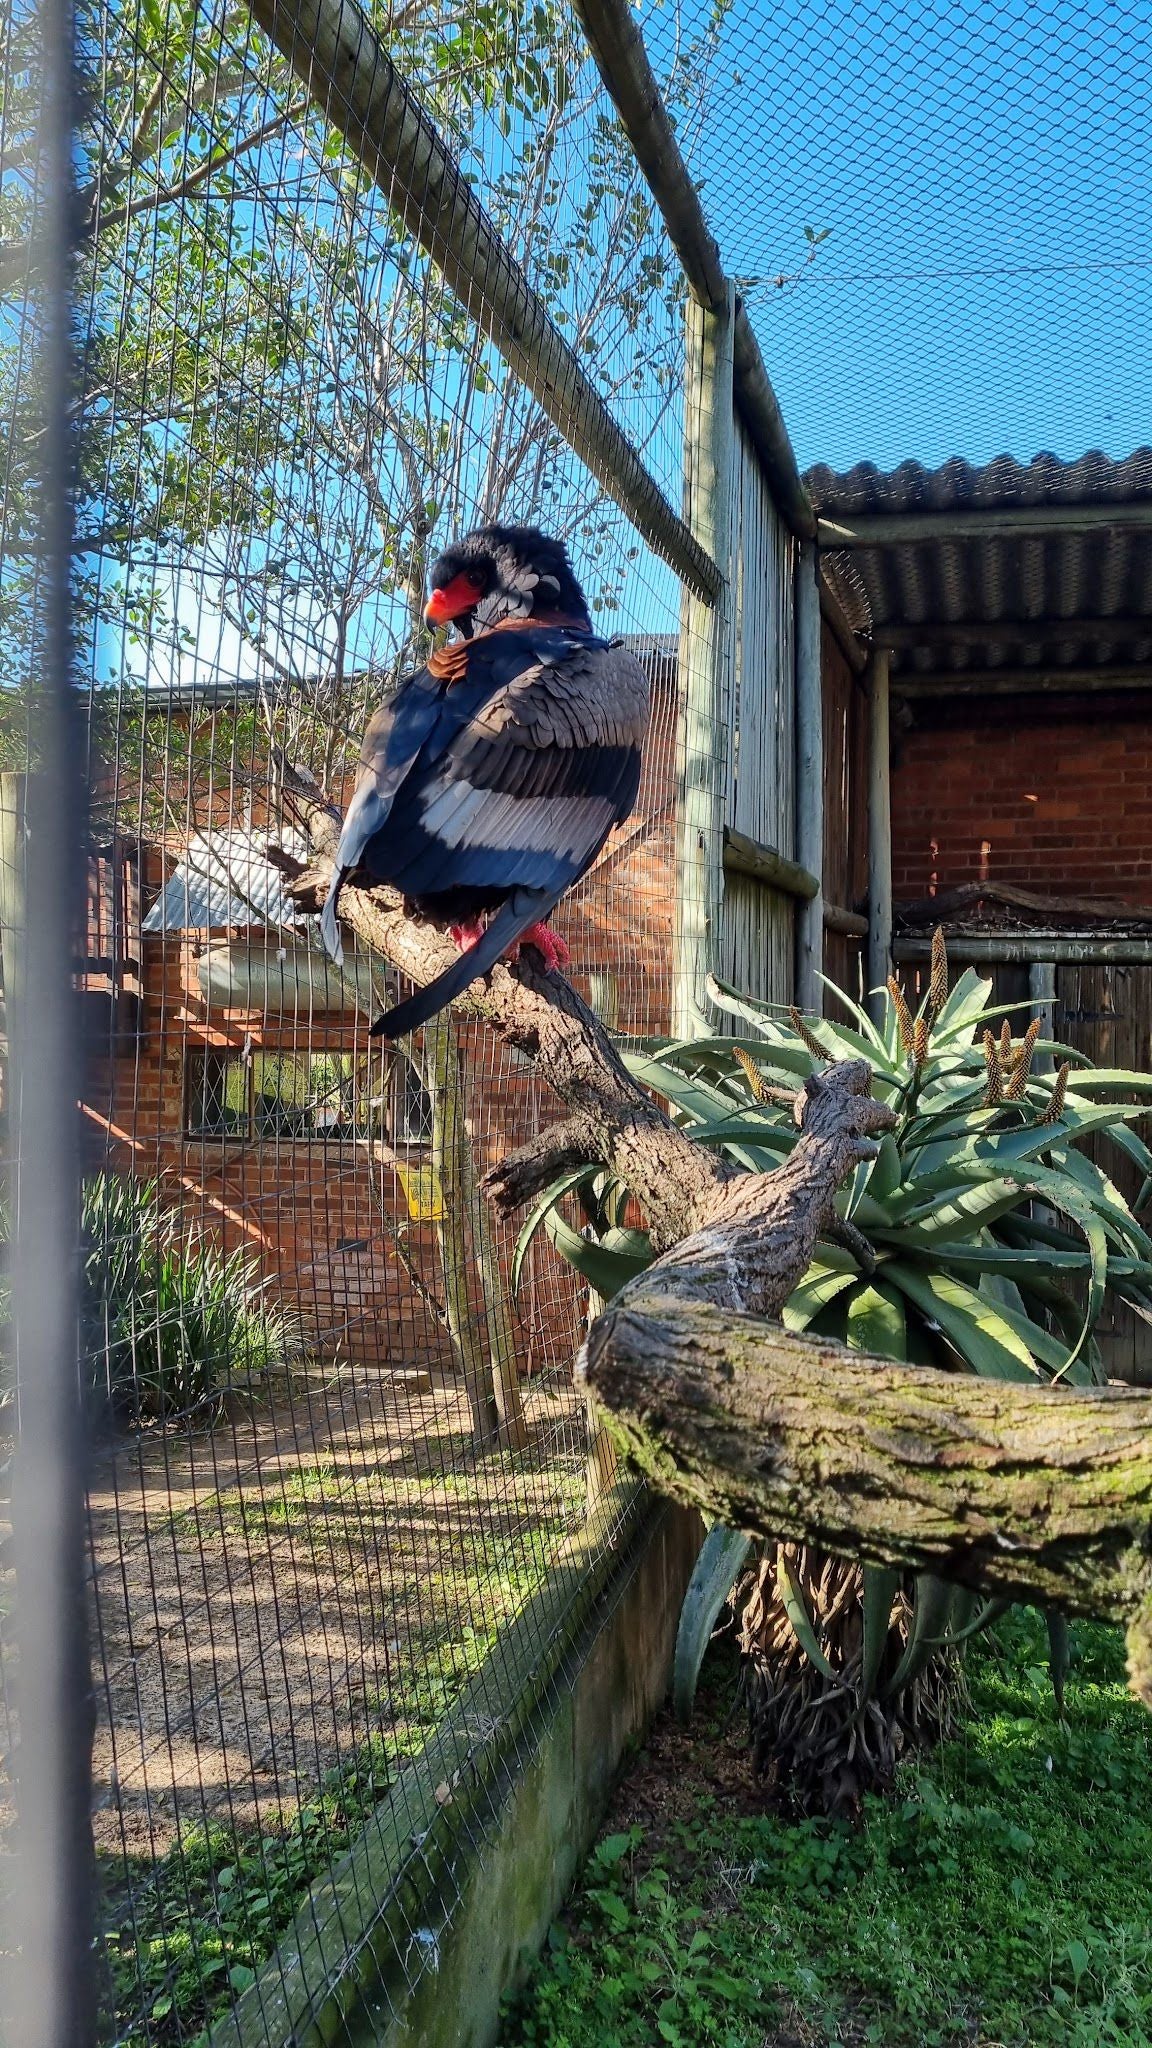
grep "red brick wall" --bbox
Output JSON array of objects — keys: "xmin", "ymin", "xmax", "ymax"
[
  {"xmin": 891, "ymin": 699, "xmax": 1152, "ymax": 905},
  {"xmin": 81, "ymin": 671, "xmax": 682, "ymax": 1382}
]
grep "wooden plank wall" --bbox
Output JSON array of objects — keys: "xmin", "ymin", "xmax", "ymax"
[
  {"xmin": 821, "ymin": 620, "xmax": 869, "ymax": 1009},
  {"xmin": 717, "ymin": 416, "xmax": 797, "ymax": 1006},
  {"xmin": 1058, "ymin": 961, "xmax": 1152, "ymax": 1384},
  {"xmin": 911, "ymin": 958, "xmax": 1152, "ymax": 1386}
]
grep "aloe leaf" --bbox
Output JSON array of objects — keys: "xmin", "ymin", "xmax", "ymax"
[
  {"xmin": 688, "ymin": 1117, "xmax": 797, "ymax": 1151},
  {"xmin": 543, "ymin": 1211, "xmax": 653, "ymax": 1300},
  {"xmin": 882, "ymin": 1575, "xmax": 960, "ymax": 1697},
  {"xmin": 864, "ymin": 1133, "xmax": 904, "ymax": 1205},
  {"xmin": 816, "ymin": 974, "xmax": 896, "ymax": 1061},
  {"xmin": 945, "ymin": 1595, "xmax": 1012, "ymax": 1646},
  {"xmin": 1104, "ymin": 1120, "xmax": 1152, "ymax": 1184},
  {"xmin": 929, "ymin": 968, "xmax": 995, "ymax": 1041},
  {"xmin": 777, "ymin": 1554, "xmax": 840, "ymax": 1683},
  {"xmin": 673, "ymin": 1527, "xmax": 753, "ymax": 1723},
  {"xmin": 1063, "ymin": 1069, "xmax": 1152, "ymax": 1095},
  {"xmin": 859, "ymin": 1566, "xmax": 902, "ymax": 1704},
  {"xmin": 511, "ymin": 1164, "xmax": 604, "ymax": 1295},
  {"xmin": 783, "ymin": 1263, "xmax": 859, "ymax": 1331},
  {"xmin": 883, "ymin": 1263, "xmax": 1040, "ymax": 1380},
  {"xmin": 846, "ymin": 1279, "xmax": 907, "ymax": 1360},
  {"xmin": 1046, "ymin": 1610, "xmax": 1071, "ymax": 1713},
  {"xmin": 882, "ymin": 1237, "xmax": 1089, "ymax": 1276}
]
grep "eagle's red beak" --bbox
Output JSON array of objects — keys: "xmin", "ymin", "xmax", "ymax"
[{"xmin": 425, "ymin": 571, "xmax": 485, "ymax": 627}]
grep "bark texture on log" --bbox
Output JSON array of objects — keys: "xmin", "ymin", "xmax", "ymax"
[
  {"xmin": 279, "ymin": 757, "xmax": 1152, "ymax": 1705},
  {"xmin": 582, "ymin": 1301, "xmax": 1152, "ymax": 1618}
]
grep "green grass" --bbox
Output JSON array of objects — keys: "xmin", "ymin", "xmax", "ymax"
[{"xmin": 502, "ymin": 1611, "xmax": 1152, "ymax": 2048}]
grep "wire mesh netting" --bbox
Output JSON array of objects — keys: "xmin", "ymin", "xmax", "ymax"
[
  {"xmin": 3, "ymin": 0, "xmax": 1151, "ymax": 2039},
  {"xmin": 642, "ymin": 0, "xmax": 1152, "ymax": 472},
  {"xmin": 0, "ymin": 1, "xmax": 725, "ymax": 2040}
]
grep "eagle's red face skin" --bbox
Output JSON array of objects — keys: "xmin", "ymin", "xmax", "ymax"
[{"xmin": 424, "ymin": 571, "xmax": 486, "ymax": 627}]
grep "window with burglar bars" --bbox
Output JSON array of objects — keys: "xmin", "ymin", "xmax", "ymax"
[{"xmin": 184, "ymin": 1046, "xmax": 433, "ymax": 1146}]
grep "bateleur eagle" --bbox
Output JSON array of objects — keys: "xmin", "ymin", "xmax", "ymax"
[{"xmin": 319, "ymin": 524, "xmax": 651, "ymax": 1039}]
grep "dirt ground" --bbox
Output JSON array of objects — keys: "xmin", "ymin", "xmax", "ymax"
[{"xmin": 80, "ymin": 1359, "xmax": 587, "ymax": 1863}]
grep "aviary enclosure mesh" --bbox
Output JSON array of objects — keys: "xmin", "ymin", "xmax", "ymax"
[
  {"xmin": 1, "ymin": 0, "xmax": 1149, "ymax": 2038},
  {"xmin": 2, "ymin": 2, "xmax": 704, "ymax": 2039}
]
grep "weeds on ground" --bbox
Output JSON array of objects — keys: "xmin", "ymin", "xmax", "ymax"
[{"xmin": 503, "ymin": 1610, "xmax": 1152, "ymax": 2048}]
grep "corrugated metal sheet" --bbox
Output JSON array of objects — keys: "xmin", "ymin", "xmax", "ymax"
[
  {"xmin": 805, "ymin": 448, "xmax": 1152, "ymax": 680},
  {"xmin": 141, "ymin": 828, "xmax": 311, "ymax": 932}
]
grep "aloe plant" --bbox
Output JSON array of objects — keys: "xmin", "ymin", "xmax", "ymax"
[
  {"xmin": 514, "ymin": 936, "xmax": 1152, "ymax": 1808},
  {"xmin": 81, "ymin": 1173, "xmax": 303, "ymax": 1424}
]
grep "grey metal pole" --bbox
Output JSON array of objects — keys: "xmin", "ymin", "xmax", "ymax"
[
  {"xmin": 866, "ymin": 647, "xmax": 893, "ymax": 1021},
  {"xmin": 794, "ymin": 542, "xmax": 824, "ymax": 1014},
  {"xmin": 6, "ymin": 0, "xmax": 96, "ymax": 2032}
]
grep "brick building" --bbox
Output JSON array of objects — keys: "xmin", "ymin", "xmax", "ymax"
[{"xmin": 75, "ymin": 646, "xmax": 682, "ymax": 1386}]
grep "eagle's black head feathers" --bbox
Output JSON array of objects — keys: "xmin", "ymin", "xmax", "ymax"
[{"xmin": 425, "ymin": 524, "xmax": 591, "ymax": 638}]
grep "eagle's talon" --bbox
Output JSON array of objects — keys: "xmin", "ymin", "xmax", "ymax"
[{"xmin": 518, "ymin": 922, "xmax": 570, "ymax": 972}]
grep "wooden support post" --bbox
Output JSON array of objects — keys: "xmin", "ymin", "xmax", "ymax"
[
  {"xmin": 424, "ymin": 1018, "xmax": 500, "ymax": 1445},
  {"xmin": 674, "ymin": 285, "xmax": 736, "ymax": 1038},
  {"xmin": 1028, "ymin": 960, "xmax": 1058, "ymax": 1073},
  {"xmin": 794, "ymin": 541, "xmax": 824, "ymax": 1014},
  {"xmin": 866, "ymin": 647, "xmax": 892, "ymax": 1022},
  {"xmin": 0, "ymin": 775, "xmax": 28, "ymax": 1040}
]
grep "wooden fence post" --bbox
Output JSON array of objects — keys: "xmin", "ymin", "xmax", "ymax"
[
  {"xmin": 794, "ymin": 542, "xmax": 824, "ymax": 1014},
  {"xmin": 866, "ymin": 647, "xmax": 892, "ymax": 1021},
  {"xmin": 674, "ymin": 284, "xmax": 735, "ymax": 1037}
]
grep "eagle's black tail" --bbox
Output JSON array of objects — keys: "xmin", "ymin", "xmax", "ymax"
[{"xmin": 369, "ymin": 887, "xmax": 558, "ymax": 1040}]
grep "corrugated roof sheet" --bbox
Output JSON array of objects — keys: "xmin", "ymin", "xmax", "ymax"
[
  {"xmin": 141, "ymin": 829, "xmax": 311, "ymax": 933},
  {"xmin": 804, "ymin": 447, "xmax": 1152, "ymax": 683}
]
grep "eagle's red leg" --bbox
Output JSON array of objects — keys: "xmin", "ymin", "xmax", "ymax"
[
  {"xmin": 450, "ymin": 917, "xmax": 487, "ymax": 952},
  {"xmin": 517, "ymin": 921, "xmax": 571, "ymax": 971}
]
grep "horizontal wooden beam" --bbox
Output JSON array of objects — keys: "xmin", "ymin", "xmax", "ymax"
[
  {"xmin": 895, "ymin": 933, "xmax": 1152, "ymax": 966},
  {"xmin": 879, "ymin": 614, "xmax": 1152, "ymax": 650},
  {"xmin": 723, "ymin": 826, "xmax": 819, "ymax": 901},
  {"xmin": 570, "ymin": 0, "xmax": 816, "ymax": 542},
  {"xmin": 245, "ymin": 0, "xmax": 721, "ymax": 602},
  {"xmin": 894, "ymin": 664, "xmax": 1152, "ymax": 698},
  {"xmin": 818, "ymin": 503, "xmax": 1152, "ymax": 549},
  {"xmin": 823, "ymin": 901, "xmax": 868, "ymax": 938}
]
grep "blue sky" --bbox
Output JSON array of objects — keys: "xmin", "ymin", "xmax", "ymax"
[
  {"xmin": 79, "ymin": 0, "xmax": 1152, "ymax": 690},
  {"xmin": 646, "ymin": 0, "xmax": 1152, "ymax": 475}
]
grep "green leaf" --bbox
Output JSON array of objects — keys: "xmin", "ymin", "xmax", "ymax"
[
  {"xmin": 672, "ymin": 1526, "xmax": 753, "ymax": 1722},
  {"xmin": 777, "ymin": 1554, "xmax": 839, "ymax": 1682},
  {"xmin": 543, "ymin": 1211, "xmax": 652, "ymax": 1300},
  {"xmin": 864, "ymin": 1133, "xmax": 904, "ymax": 1204},
  {"xmin": 511, "ymin": 1164, "xmax": 603, "ymax": 1295},
  {"xmin": 883, "ymin": 1263, "xmax": 1040, "ymax": 1380},
  {"xmin": 930, "ymin": 967, "xmax": 995, "ymax": 1042},
  {"xmin": 944, "ymin": 1595, "xmax": 1011, "ymax": 1646},
  {"xmin": 783, "ymin": 1262, "xmax": 858, "ymax": 1331},
  {"xmin": 846, "ymin": 1280, "xmax": 907, "ymax": 1360},
  {"xmin": 882, "ymin": 1575, "xmax": 959, "ymax": 1698},
  {"xmin": 859, "ymin": 1565, "xmax": 902, "ymax": 1704},
  {"xmin": 1047, "ymin": 1610, "xmax": 1071, "ymax": 1713}
]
